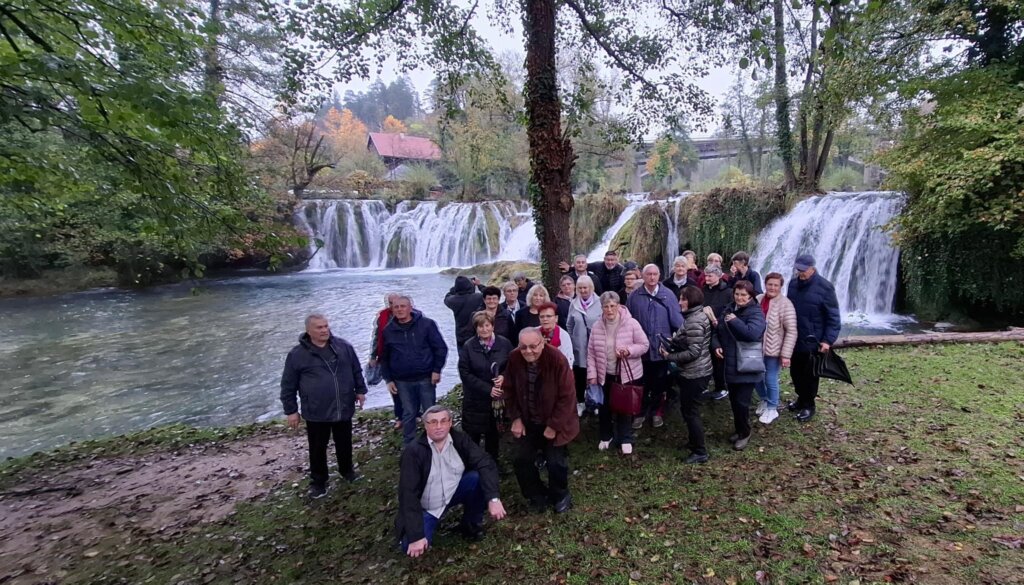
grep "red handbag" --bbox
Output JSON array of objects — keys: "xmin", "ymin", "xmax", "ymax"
[{"xmin": 609, "ymin": 358, "xmax": 643, "ymax": 416}]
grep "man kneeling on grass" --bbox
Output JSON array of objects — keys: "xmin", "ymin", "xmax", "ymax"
[{"xmin": 396, "ymin": 405, "xmax": 507, "ymax": 558}]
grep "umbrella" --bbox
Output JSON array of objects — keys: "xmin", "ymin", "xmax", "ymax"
[
  {"xmin": 811, "ymin": 349, "xmax": 853, "ymax": 385},
  {"xmin": 490, "ymin": 362, "xmax": 507, "ymax": 432}
]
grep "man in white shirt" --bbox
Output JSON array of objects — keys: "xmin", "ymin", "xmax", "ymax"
[{"xmin": 396, "ymin": 405, "xmax": 507, "ymax": 557}]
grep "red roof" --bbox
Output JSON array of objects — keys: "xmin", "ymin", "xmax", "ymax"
[{"xmin": 367, "ymin": 133, "xmax": 442, "ymax": 161}]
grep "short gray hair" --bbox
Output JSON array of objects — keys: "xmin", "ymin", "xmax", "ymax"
[
  {"xmin": 575, "ymin": 275, "xmax": 594, "ymax": 289},
  {"xmin": 599, "ymin": 291, "xmax": 621, "ymax": 306},
  {"xmin": 673, "ymin": 255, "xmax": 688, "ymax": 267},
  {"xmin": 574, "ymin": 254, "xmax": 588, "ymax": 262},
  {"xmin": 642, "ymin": 263, "xmax": 660, "ymax": 276},
  {"xmin": 304, "ymin": 313, "xmax": 327, "ymax": 328},
  {"xmin": 518, "ymin": 327, "xmax": 542, "ymax": 341},
  {"xmin": 393, "ymin": 294, "xmax": 413, "ymax": 306},
  {"xmin": 423, "ymin": 404, "xmax": 452, "ymax": 420},
  {"xmin": 512, "ymin": 271, "xmax": 527, "ymax": 281},
  {"xmin": 502, "ymin": 281, "xmax": 518, "ymax": 293}
]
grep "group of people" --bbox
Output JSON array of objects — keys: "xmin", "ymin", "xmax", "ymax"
[{"xmin": 278, "ymin": 248, "xmax": 841, "ymax": 557}]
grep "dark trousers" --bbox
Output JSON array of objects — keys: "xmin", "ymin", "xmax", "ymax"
[
  {"xmin": 711, "ymin": 354, "xmax": 728, "ymax": 393},
  {"xmin": 790, "ymin": 352, "xmax": 820, "ymax": 410},
  {"xmin": 600, "ymin": 375, "xmax": 639, "ymax": 444},
  {"xmin": 467, "ymin": 426, "xmax": 500, "ymax": 463},
  {"xmin": 306, "ymin": 419, "xmax": 353, "ymax": 487},
  {"xmin": 391, "ymin": 391, "xmax": 404, "ymax": 420},
  {"xmin": 678, "ymin": 376, "xmax": 709, "ymax": 456},
  {"xmin": 573, "ymin": 366, "xmax": 588, "ymax": 403},
  {"xmin": 641, "ymin": 359, "xmax": 668, "ymax": 418},
  {"xmin": 728, "ymin": 382, "xmax": 755, "ymax": 439},
  {"xmin": 513, "ymin": 422, "xmax": 569, "ymax": 503},
  {"xmin": 401, "ymin": 471, "xmax": 485, "ymax": 551}
]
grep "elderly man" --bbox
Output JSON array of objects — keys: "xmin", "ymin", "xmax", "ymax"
[
  {"xmin": 786, "ymin": 254, "xmax": 841, "ymax": 422},
  {"xmin": 396, "ymin": 405, "xmax": 507, "ymax": 558},
  {"xmin": 381, "ymin": 295, "xmax": 449, "ymax": 444},
  {"xmin": 503, "ymin": 328, "xmax": 579, "ymax": 513},
  {"xmin": 281, "ymin": 314, "xmax": 367, "ymax": 499},
  {"xmin": 626, "ymin": 264, "xmax": 684, "ymax": 429},
  {"xmin": 512, "ymin": 271, "xmax": 537, "ymax": 305},
  {"xmin": 560, "ymin": 250, "xmax": 624, "ymax": 295}
]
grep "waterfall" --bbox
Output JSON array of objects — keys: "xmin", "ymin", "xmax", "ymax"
[
  {"xmin": 751, "ymin": 191, "xmax": 906, "ymax": 325},
  {"xmin": 586, "ymin": 193, "xmax": 652, "ymax": 261},
  {"xmin": 298, "ymin": 199, "xmax": 530, "ymax": 269},
  {"xmin": 662, "ymin": 194, "xmax": 688, "ymax": 272}
]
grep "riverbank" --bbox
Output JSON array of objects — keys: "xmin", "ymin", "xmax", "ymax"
[{"xmin": 2, "ymin": 343, "xmax": 1023, "ymax": 584}]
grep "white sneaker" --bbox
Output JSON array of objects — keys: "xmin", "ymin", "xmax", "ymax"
[
  {"xmin": 621, "ymin": 443, "xmax": 633, "ymax": 455},
  {"xmin": 652, "ymin": 415, "xmax": 664, "ymax": 428},
  {"xmin": 577, "ymin": 402, "xmax": 585, "ymax": 417},
  {"xmin": 598, "ymin": 440, "xmax": 611, "ymax": 451},
  {"xmin": 759, "ymin": 408, "xmax": 779, "ymax": 425},
  {"xmin": 755, "ymin": 402, "xmax": 767, "ymax": 416}
]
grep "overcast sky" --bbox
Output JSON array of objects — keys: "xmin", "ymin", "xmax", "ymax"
[{"xmin": 332, "ymin": 4, "xmax": 737, "ymax": 138}]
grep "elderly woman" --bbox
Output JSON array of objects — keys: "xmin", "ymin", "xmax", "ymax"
[
  {"xmin": 458, "ymin": 311, "xmax": 513, "ymax": 461},
  {"xmin": 567, "ymin": 275, "xmax": 603, "ymax": 417},
  {"xmin": 512, "ymin": 284, "xmax": 552, "ymax": 341},
  {"xmin": 502, "ymin": 281, "xmax": 522, "ymax": 319},
  {"xmin": 755, "ymin": 272, "xmax": 797, "ymax": 425},
  {"xmin": 480, "ymin": 286, "xmax": 513, "ymax": 341},
  {"xmin": 711, "ymin": 280, "xmax": 766, "ymax": 451},
  {"xmin": 617, "ymin": 268, "xmax": 642, "ymax": 304},
  {"xmin": 586, "ymin": 291, "xmax": 649, "ymax": 454},
  {"xmin": 661, "ymin": 286, "xmax": 713, "ymax": 464},
  {"xmin": 535, "ymin": 301, "xmax": 573, "ymax": 365},
  {"xmin": 663, "ymin": 255, "xmax": 697, "ymax": 299},
  {"xmin": 555, "ymin": 275, "xmax": 575, "ymax": 330}
]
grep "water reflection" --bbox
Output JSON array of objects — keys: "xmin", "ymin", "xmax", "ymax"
[{"xmin": 0, "ymin": 271, "xmax": 464, "ymax": 459}]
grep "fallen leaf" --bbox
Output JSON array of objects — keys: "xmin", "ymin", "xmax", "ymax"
[{"xmin": 704, "ymin": 568, "xmax": 715, "ymax": 578}]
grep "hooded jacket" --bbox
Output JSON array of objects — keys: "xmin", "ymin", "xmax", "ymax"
[
  {"xmin": 503, "ymin": 344, "xmax": 580, "ymax": 446},
  {"xmin": 445, "ymin": 276, "xmax": 484, "ymax": 348},
  {"xmin": 280, "ymin": 334, "xmax": 367, "ymax": 422},
  {"xmin": 395, "ymin": 429, "xmax": 499, "ymax": 542},
  {"xmin": 381, "ymin": 310, "xmax": 449, "ymax": 382},
  {"xmin": 664, "ymin": 304, "xmax": 713, "ymax": 380},
  {"xmin": 787, "ymin": 271, "xmax": 842, "ymax": 354}
]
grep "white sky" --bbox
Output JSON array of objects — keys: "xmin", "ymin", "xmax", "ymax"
[{"xmin": 332, "ymin": 4, "xmax": 736, "ymax": 138}]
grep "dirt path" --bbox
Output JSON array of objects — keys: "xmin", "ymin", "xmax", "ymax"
[{"xmin": 0, "ymin": 431, "xmax": 309, "ymax": 584}]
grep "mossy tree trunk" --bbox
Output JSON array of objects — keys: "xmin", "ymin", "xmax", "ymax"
[{"xmin": 524, "ymin": 0, "xmax": 574, "ymax": 291}]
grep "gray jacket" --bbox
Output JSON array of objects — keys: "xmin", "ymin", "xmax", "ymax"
[
  {"xmin": 665, "ymin": 305, "xmax": 713, "ymax": 379},
  {"xmin": 566, "ymin": 294, "xmax": 603, "ymax": 368}
]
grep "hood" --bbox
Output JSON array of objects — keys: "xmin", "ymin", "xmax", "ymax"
[
  {"xmin": 603, "ymin": 305, "xmax": 633, "ymax": 321},
  {"xmin": 392, "ymin": 309, "xmax": 423, "ymax": 329},
  {"xmin": 454, "ymin": 275, "xmax": 474, "ymax": 294},
  {"xmin": 298, "ymin": 332, "xmax": 336, "ymax": 350}
]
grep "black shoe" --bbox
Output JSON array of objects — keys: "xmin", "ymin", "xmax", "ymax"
[
  {"xmin": 786, "ymin": 401, "xmax": 801, "ymax": 412},
  {"xmin": 683, "ymin": 453, "xmax": 709, "ymax": 464},
  {"xmin": 733, "ymin": 435, "xmax": 751, "ymax": 451},
  {"xmin": 796, "ymin": 408, "xmax": 815, "ymax": 422},
  {"xmin": 553, "ymin": 493, "xmax": 573, "ymax": 514},
  {"xmin": 341, "ymin": 470, "xmax": 361, "ymax": 483},
  {"xmin": 458, "ymin": 523, "xmax": 486, "ymax": 542},
  {"xmin": 307, "ymin": 483, "xmax": 328, "ymax": 499},
  {"xmin": 534, "ymin": 455, "xmax": 547, "ymax": 470},
  {"xmin": 528, "ymin": 497, "xmax": 548, "ymax": 514}
]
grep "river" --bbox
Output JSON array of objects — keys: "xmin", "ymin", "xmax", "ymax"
[{"xmin": 0, "ymin": 270, "xmax": 464, "ymax": 459}]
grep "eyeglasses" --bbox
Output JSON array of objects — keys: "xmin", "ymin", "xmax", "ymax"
[
  {"xmin": 423, "ymin": 418, "xmax": 450, "ymax": 427},
  {"xmin": 519, "ymin": 342, "xmax": 544, "ymax": 351}
]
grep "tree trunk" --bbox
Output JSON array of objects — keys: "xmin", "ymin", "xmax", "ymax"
[
  {"xmin": 797, "ymin": 0, "xmax": 819, "ymax": 192},
  {"xmin": 772, "ymin": 0, "xmax": 797, "ymax": 190},
  {"xmin": 814, "ymin": 127, "xmax": 835, "ymax": 184},
  {"xmin": 524, "ymin": 0, "xmax": 574, "ymax": 291},
  {"xmin": 834, "ymin": 328, "xmax": 1024, "ymax": 349},
  {"xmin": 203, "ymin": 0, "xmax": 224, "ymax": 104}
]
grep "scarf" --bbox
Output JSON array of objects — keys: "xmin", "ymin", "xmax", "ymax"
[
  {"xmin": 542, "ymin": 326, "xmax": 562, "ymax": 348},
  {"xmin": 760, "ymin": 296, "xmax": 771, "ymax": 316},
  {"xmin": 580, "ymin": 295, "xmax": 594, "ymax": 311},
  {"xmin": 479, "ymin": 335, "xmax": 494, "ymax": 351}
]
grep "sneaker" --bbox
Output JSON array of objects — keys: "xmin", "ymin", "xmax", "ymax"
[
  {"xmin": 621, "ymin": 443, "xmax": 633, "ymax": 455},
  {"xmin": 728, "ymin": 433, "xmax": 740, "ymax": 443},
  {"xmin": 759, "ymin": 408, "xmax": 779, "ymax": 425},
  {"xmin": 755, "ymin": 402, "xmax": 767, "ymax": 416},
  {"xmin": 652, "ymin": 415, "xmax": 664, "ymax": 428},
  {"xmin": 683, "ymin": 452, "xmax": 709, "ymax": 464},
  {"xmin": 711, "ymin": 390, "xmax": 729, "ymax": 401},
  {"xmin": 577, "ymin": 402, "xmax": 586, "ymax": 417},
  {"xmin": 307, "ymin": 483, "xmax": 327, "ymax": 499},
  {"xmin": 598, "ymin": 440, "xmax": 611, "ymax": 451},
  {"xmin": 632, "ymin": 416, "xmax": 645, "ymax": 430},
  {"xmin": 733, "ymin": 435, "xmax": 750, "ymax": 451}
]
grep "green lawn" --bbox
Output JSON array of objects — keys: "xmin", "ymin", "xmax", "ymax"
[{"xmin": 12, "ymin": 343, "xmax": 1024, "ymax": 584}]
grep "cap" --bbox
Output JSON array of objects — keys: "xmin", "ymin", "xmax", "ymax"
[{"xmin": 794, "ymin": 254, "xmax": 815, "ymax": 271}]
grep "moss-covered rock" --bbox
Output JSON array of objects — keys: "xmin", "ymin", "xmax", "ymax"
[
  {"xmin": 570, "ymin": 194, "xmax": 627, "ymax": 255},
  {"xmin": 440, "ymin": 261, "xmax": 541, "ymax": 286},
  {"xmin": 608, "ymin": 204, "xmax": 668, "ymax": 267},
  {"xmin": 685, "ymin": 187, "xmax": 786, "ymax": 262}
]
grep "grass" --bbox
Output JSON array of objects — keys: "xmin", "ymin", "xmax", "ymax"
[{"xmin": 8, "ymin": 342, "xmax": 1024, "ymax": 584}]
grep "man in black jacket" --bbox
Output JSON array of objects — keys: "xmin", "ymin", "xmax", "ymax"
[
  {"xmin": 397, "ymin": 405, "xmax": 507, "ymax": 558},
  {"xmin": 281, "ymin": 314, "xmax": 367, "ymax": 499},
  {"xmin": 445, "ymin": 275, "xmax": 484, "ymax": 348}
]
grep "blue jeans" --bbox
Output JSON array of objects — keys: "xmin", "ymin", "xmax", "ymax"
[
  {"xmin": 401, "ymin": 471, "xmax": 485, "ymax": 551},
  {"xmin": 755, "ymin": 356, "xmax": 782, "ymax": 409},
  {"xmin": 395, "ymin": 378, "xmax": 436, "ymax": 444}
]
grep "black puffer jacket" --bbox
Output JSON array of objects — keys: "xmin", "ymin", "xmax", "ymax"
[
  {"xmin": 711, "ymin": 301, "xmax": 767, "ymax": 385},
  {"xmin": 458, "ymin": 335, "xmax": 513, "ymax": 434},
  {"xmin": 702, "ymin": 280, "xmax": 734, "ymax": 320},
  {"xmin": 665, "ymin": 304, "xmax": 713, "ymax": 379},
  {"xmin": 280, "ymin": 334, "xmax": 367, "ymax": 422},
  {"xmin": 445, "ymin": 276, "xmax": 484, "ymax": 348}
]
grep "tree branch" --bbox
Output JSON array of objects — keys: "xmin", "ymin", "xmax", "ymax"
[{"xmin": 562, "ymin": 0, "xmax": 659, "ymax": 95}]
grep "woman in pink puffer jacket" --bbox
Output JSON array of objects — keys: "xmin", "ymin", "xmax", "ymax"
[{"xmin": 587, "ymin": 291, "xmax": 650, "ymax": 455}]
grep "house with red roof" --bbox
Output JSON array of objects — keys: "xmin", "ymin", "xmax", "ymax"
[{"xmin": 367, "ymin": 133, "xmax": 442, "ymax": 170}]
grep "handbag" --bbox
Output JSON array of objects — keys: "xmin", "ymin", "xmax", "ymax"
[
  {"xmin": 609, "ymin": 358, "xmax": 644, "ymax": 416},
  {"xmin": 735, "ymin": 340, "xmax": 766, "ymax": 374},
  {"xmin": 364, "ymin": 361, "xmax": 383, "ymax": 386}
]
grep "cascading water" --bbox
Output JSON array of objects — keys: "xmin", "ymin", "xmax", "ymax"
[
  {"xmin": 662, "ymin": 194, "xmax": 688, "ymax": 271},
  {"xmin": 587, "ymin": 193, "xmax": 652, "ymax": 261},
  {"xmin": 751, "ymin": 191, "xmax": 907, "ymax": 326},
  {"xmin": 298, "ymin": 199, "xmax": 529, "ymax": 269}
]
